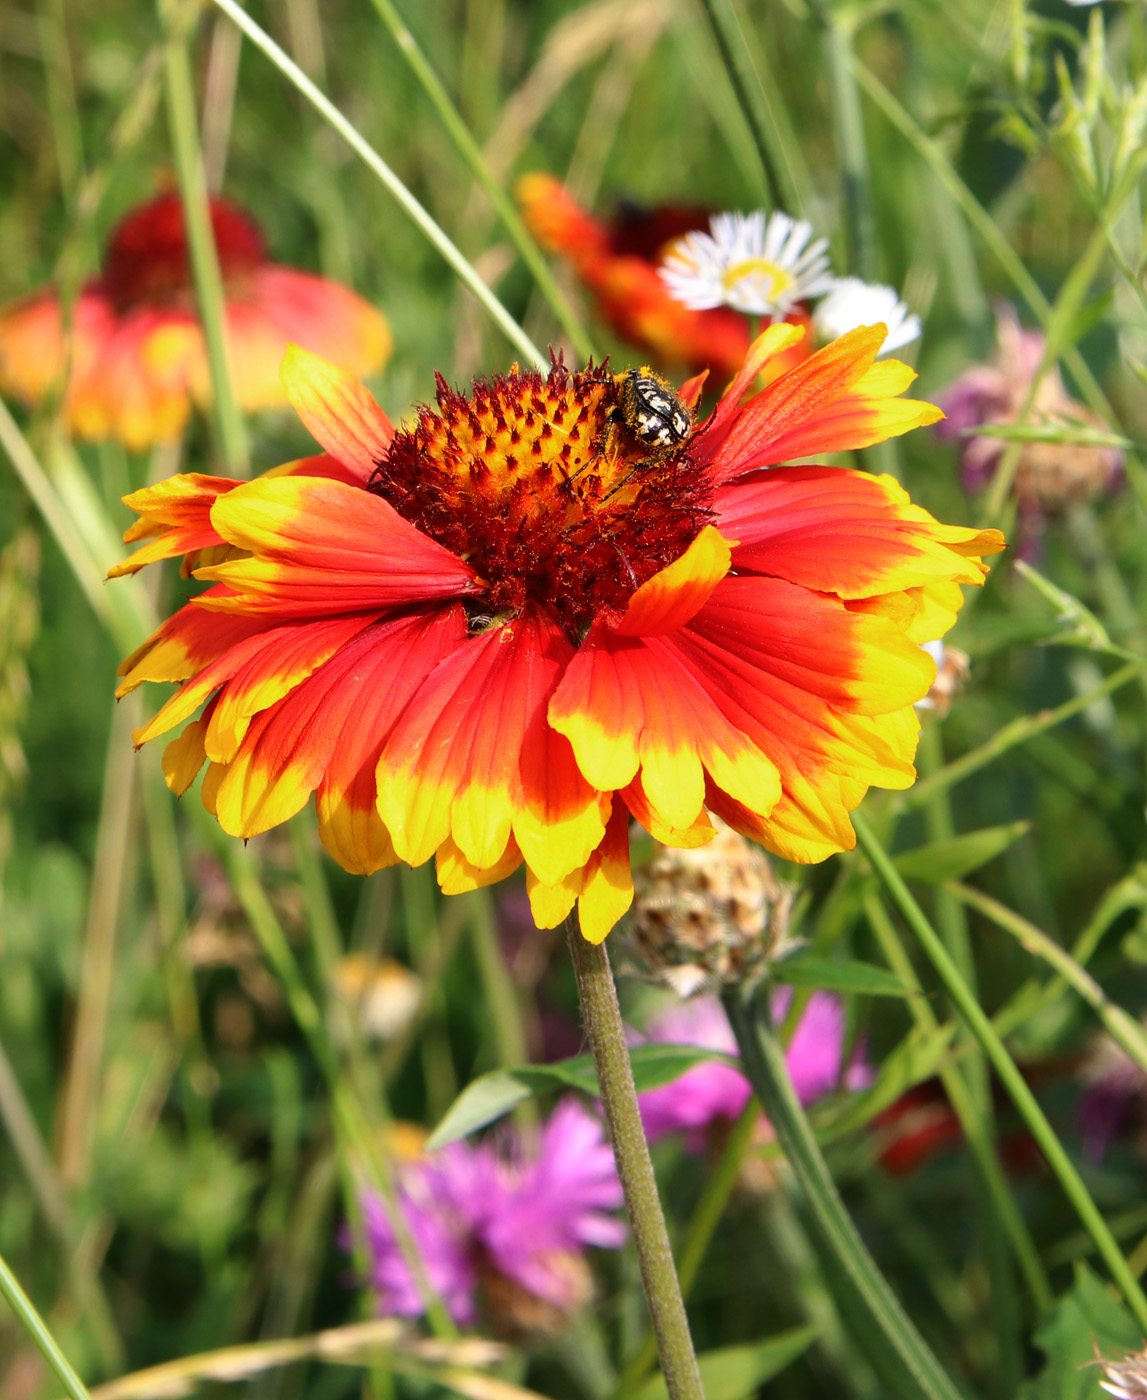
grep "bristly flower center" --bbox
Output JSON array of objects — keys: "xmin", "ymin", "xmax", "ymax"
[{"xmin": 369, "ymin": 361, "xmax": 713, "ymax": 641}]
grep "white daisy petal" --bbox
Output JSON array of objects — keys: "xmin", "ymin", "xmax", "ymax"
[
  {"xmin": 658, "ymin": 209, "xmax": 838, "ymax": 318},
  {"xmin": 813, "ymin": 277, "xmax": 922, "ymax": 353}
]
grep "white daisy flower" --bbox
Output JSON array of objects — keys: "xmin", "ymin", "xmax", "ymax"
[
  {"xmin": 659, "ymin": 210, "xmax": 834, "ymax": 318},
  {"xmin": 813, "ymin": 277, "xmax": 922, "ymax": 353}
]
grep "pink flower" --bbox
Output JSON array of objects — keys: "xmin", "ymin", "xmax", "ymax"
[
  {"xmin": 361, "ymin": 1099, "xmax": 624, "ymax": 1330},
  {"xmin": 637, "ymin": 992, "xmax": 869, "ymax": 1150}
]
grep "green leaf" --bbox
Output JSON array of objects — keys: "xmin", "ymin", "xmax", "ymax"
[
  {"xmin": 1020, "ymin": 1264, "xmax": 1140, "ymax": 1400},
  {"xmin": 427, "ymin": 1045, "xmax": 734, "ymax": 1148},
  {"xmin": 632, "ymin": 1328, "xmax": 818, "ymax": 1400},
  {"xmin": 773, "ymin": 956, "xmax": 910, "ymax": 998},
  {"xmin": 893, "ymin": 822, "xmax": 1031, "ymax": 884}
]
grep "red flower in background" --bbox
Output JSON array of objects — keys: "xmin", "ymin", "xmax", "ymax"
[
  {"xmin": 112, "ymin": 323, "xmax": 1002, "ymax": 943},
  {"xmin": 517, "ymin": 173, "xmax": 770, "ymax": 379},
  {"xmin": 0, "ymin": 191, "xmax": 391, "ymax": 449}
]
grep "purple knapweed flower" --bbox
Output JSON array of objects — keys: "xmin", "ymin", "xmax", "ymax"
[
  {"xmin": 636, "ymin": 991, "xmax": 870, "ymax": 1151},
  {"xmin": 936, "ymin": 303, "xmax": 1122, "ymax": 553},
  {"xmin": 361, "ymin": 1098, "xmax": 624, "ymax": 1333}
]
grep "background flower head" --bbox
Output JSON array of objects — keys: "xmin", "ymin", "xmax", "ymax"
[
  {"xmin": 113, "ymin": 326, "xmax": 1002, "ymax": 943},
  {"xmin": 659, "ymin": 211, "xmax": 834, "ymax": 318},
  {"xmin": 516, "ymin": 173, "xmax": 751, "ymax": 377},
  {"xmin": 813, "ymin": 279, "xmax": 921, "ymax": 354},
  {"xmin": 0, "ymin": 190, "xmax": 391, "ymax": 448},
  {"xmin": 936, "ymin": 303, "xmax": 1123, "ymax": 536},
  {"xmin": 361, "ymin": 1099, "xmax": 623, "ymax": 1333},
  {"xmin": 636, "ymin": 991, "xmax": 870, "ymax": 1150}
]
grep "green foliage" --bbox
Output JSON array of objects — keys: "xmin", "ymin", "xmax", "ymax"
[{"xmin": 1020, "ymin": 1265, "xmax": 1141, "ymax": 1400}]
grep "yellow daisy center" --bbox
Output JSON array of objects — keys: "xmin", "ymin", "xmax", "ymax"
[{"xmin": 721, "ymin": 258, "xmax": 793, "ymax": 300}]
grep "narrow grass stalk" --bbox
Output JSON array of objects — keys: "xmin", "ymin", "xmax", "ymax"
[
  {"xmin": 161, "ymin": 19, "xmax": 250, "ymax": 475},
  {"xmin": 853, "ymin": 809, "xmax": 1147, "ymax": 1329},
  {"xmin": 696, "ymin": 0, "xmax": 796, "ymax": 211},
  {"xmin": 902, "ymin": 659, "xmax": 1142, "ymax": 808},
  {"xmin": 565, "ymin": 922, "xmax": 704, "ymax": 1400},
  {"xmin": 862, "ymin": 890, "xmax": 1052, "ymax": 1311},
  {"xmin": 57, "ymin": 694, "xmax": 141, "ymax": 1187},
  {"xmin": 210, "ymin": 0, "xmax": 547, "ymax": 370},
  {"xmin": 915, "ymin": 725, "xmax": 1025, "ymax": 1390},
  {"xmin": 212, "ymin": 832, "xmax": 457, "ymax": 1339},
  {"xmin": 850, "ymin": 56, "xmax": 1117, "ymax": 432},
  {"xmin": 721, "ymin": 985, "xmax": 966, "ymax": 1400},
  {"xmin": 367, "ymin": 0, "xmax": 594, "ymax": 361},
  {"xmin": 0, "ymin": 1251, "xmax": 92, "ymax": 1400},
  {"xmin": 0, "ymin": 1037, "xmax": 124, "ymax": 1370},
  {"xmin": 468, "ymin": 888, "xmax": 530, "ymax": 1071},
  {"xmin": 819, "ymin": 11, "xmax": 876, "ymax": 279},
  {"xmin": 946, "ymin": 880, "xmax": 1147, "ymax": 1077}
]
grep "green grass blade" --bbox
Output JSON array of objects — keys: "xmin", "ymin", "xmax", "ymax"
[{"xmin": 210, "ymin": 0, "xmax": 548, "ymax": 370}]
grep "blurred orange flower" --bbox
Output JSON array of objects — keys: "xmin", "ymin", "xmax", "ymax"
[
  {"xmin": 0, "ymin": 191, "xmax": 391, "ymax": 449},
  {"xmin": 517, "ymin": 173, "xmax": 761, "ymax": 379}
]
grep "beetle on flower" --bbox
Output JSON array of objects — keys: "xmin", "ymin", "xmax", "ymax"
[{"xmin": 111, "ymin": 322, "xmax": 1004, "ymax": 943}]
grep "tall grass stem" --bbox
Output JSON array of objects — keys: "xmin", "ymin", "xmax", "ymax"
[
  {"xmin": 853, "ymin": 809, "xmax": 1147, "ymax": 1329},
  {"xmin": 210, "ymin": 0, "xmax": 548, "ymax": 370},
  {"xmin": 161, "ymin": 22, "xmax": 250, "ymax": 475},
  {"xmin": 721, "ymin": 986, "xmax": 967, "ymax": 1400},
  {"xmin": 0, "ymin": 1252, "xmax": 93, "ymax": 1400},
  {"xmin": 367, "ymin": 0, "xmax": 595, "ymax": 361}
]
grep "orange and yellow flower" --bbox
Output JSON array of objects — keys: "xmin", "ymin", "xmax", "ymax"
[
  {"xmin": 517, "ymin": 173, "xmax": 757, "ymax": 379},
  {"xmin": 113, "ymin": 322, "xmax": 1003, "ymax": 942},
  {"xmin": 0, "ymin": 192, "xmax": 391, "ymax": 449}
]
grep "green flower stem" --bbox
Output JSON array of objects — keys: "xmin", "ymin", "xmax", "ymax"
[
  {"xmin": 160, "ymin": 17, "xmax": 250, "ymax": 476},
  {"xmin": 210, "ymin": 0, "xmax": 548, "ymax": 371},
  {"xmin": 565, "ymin": 923, "xmax": 704, "ymax": 1400},
  {"xmin": 614, "ymin": 1098, "xmax": 758, "ymax": 1398},
  {"xmin": 721, "ymin": 986, "xmax": 966, "ymax": 1400},
  {"xmin": 0, "ymin": 1251, "xmax": 92, "ymax": 1400},
  {"xmin": 366, "ymin": 0, "xmax": 595, "ymax": 362},
  {"xmin": 862, "ymin": 890, "xmax": 1052, "ymax": 1311},
  {"xmin": 853, "ymin": 809, "xmax": 1147, "ymax": 1330},
  {"xmin": 902, "ymin": 659, "xmax": 1143, "ymax": 809},
  {"xmin": 945, "ymin": 880, "xmax": 1147, "ymax": 1079}
]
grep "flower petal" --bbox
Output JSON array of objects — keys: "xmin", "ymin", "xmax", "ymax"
[
  {"xmin": 198, "ymin": 476, "xmax": 478, "ymax": 615},
  {"xmin": 549, "ymin": 624, "xmax": 781, "ymax": 831},
  {"xmin": 661, "ymin": 577, "xmax": 930, "ymax": 859},
  {"xmin": 436, "ymin": 833, "xmax": 523, "ymax": 895},
  {"xmin": 715, "ymin": 466, "xmax": 1004, "ymax": 598},
  {"xmin": 701, "ymin": 326, "xmax": 942, "ymax": 484},
  {"xmin": 615, "ymin": 526, "xmax": 733, "ymax": 637},
  {"xmin": 116, "ymin": 589, "xmax": 266, "ymax": 697},
  {"xmin": 212, "ymin": 607, "xmax": 466, "ymax": 840},
  {"xmin": 576, "ymin": 799, "xmax": 633, "ymax": 944},
  {"xmin": 379, "ymin": 606, "xmax": 604, "ymax": 882},
  {"xmin": 133, "ymin": 612, "xmax": 381, "ymax": 758},
  {"xmin": 281, "ymin": 345, "xmax": 394, "ymax": 484}
]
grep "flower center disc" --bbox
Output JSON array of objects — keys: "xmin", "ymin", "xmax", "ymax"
[
  {"xmin": 371, "ymin": 362, "xmax": 712, "ymax": 640},
  {"xmin": 721, "ymin": 258, "xmax": 793, "ymax": 303}
]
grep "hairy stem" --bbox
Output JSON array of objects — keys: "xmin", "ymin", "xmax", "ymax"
[{"xmin": 565, "ymin": 922, "xmax": 703, "ymax": 1400}]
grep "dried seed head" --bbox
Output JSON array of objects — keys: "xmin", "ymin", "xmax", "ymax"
[
  {"xmin": 1095, "ymin": 1345, "xmax": 1147, "ymax": 1398},
  {"xmin": 626, "ymin": 819, "xmax": 794, "ymax": 996},
  {"xmin": 917, "ymin": 641, "xmax": 971, "ymax": 720}
]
